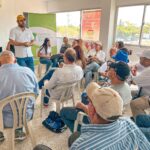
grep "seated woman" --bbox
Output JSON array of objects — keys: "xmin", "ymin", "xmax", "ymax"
[
  {"xmin": 38, "ymin": 38, "xmax": 52, "ymax": 72},
  {"xmin": 74, "ymin": 45, "xmax": 86, "ymax": 69}
]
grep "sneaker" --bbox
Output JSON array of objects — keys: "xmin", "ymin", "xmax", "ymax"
[
  {"xmin": 0, "ymin": 131, "xmax": 5, "ymax": 142},
  {"xmin": 43, "ymin": 97, "xmax": 49, "ymax": 106},
  {"xmin": 15, "ymin": 130, "xmax": 26, "ymax": 141}
]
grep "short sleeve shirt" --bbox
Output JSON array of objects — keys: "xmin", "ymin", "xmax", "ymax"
[
  {"xmin": 39, "ymin": 47, "xmax": 51, "ymax": 55},
  {"xmin": 9, "ymin": 27, "xmax": 34, "ymax": 58}
]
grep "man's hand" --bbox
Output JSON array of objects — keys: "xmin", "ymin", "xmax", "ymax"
[
  {"xmin": 76, "ymin": 102, "xmax": 88, "ymax": 114},
  {"xmin": 24, "ymin": 42, "xmax": 31, "ymax": 47}
]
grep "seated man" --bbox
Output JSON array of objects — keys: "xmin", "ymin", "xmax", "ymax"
[
  {"xmin": 130, "ymin": 50, "xmax": 150, "ymax": 117},
  {"xmin": 43, "ymin": 48, "xmax": 83, "ymax": 105},
  {"xmin": 60, "ymin": 37, "xmax": 71, "ymax": 54},
  {"xmin": 70, "ymin": 82, "xmax": 150, "ymax": 150},
  {"xmin": 84, "ymin": 42, "xmax": 106, "ymax": 87},
  {"xmin": 60, "ymin": 61, "xmax": 132, "ymax": 132},
  {"xmin": 0, "ymin": 51, "xmax": 39, "ymax": 141}
]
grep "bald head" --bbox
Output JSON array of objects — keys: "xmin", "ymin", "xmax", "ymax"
[
  {"xmin": 0, "ymin": 51, "xmax": 15, "ymax": 65},
  {"xmin": 64, "ymin": 48, "xmax": 76, "ymax": 64}
]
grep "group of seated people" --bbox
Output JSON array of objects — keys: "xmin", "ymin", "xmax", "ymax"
[{"xmin": 0, "ymin": 36, "xmax": 150, "ymax": 150}]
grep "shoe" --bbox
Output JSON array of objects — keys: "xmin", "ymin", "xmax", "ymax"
[
  {"xmin": 0, "ymin": 131, "xmax": 5, "ymax": 142},
  {"xmin": 43, "ymin": 97, "xmax": 49, "ymax": 106},
  {"xmin": 15, "ymin": 130, "xmax": 26, "ymax": 141}
]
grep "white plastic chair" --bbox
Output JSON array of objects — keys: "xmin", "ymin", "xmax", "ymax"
[
  {"xmin": 74, "ymin": 111, "xmax": 88, "ymax": 132},
  {"xmin": 41, "ymin": 82, "xmax": 77, "ymax": 116},
  {"xmin": 0, "ymin": 92, "xmax": 36, "ymax": 150}
]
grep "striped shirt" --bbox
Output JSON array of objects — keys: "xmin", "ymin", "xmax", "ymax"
[{"xmin": 70, "ymin": 118, "xmax": 150, "ymax": 150}]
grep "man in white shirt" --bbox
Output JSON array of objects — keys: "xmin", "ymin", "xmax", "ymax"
[
  {"xmin": 84, "ymin": 42, "xmax": 105, "ymax": 87},
  {"xmin": 130, "ymin": 50, "xmax": 150, "ymax": 117},
  {"xmin": 43, "ymin": 48, "xmax": 83, "ymax": 105},
  {"xmin": 9, "ymin": 15, "xmax": 35, "ymax": 72}
]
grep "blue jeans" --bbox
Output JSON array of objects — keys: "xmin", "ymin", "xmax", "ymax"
[
  {"xmin": 17, "ymin": 57, "xmax": 34, "ymax": 72},
  {"xmin": 84, "ymin": 62, "xmax": 100, "ymax": 87},
  {"xmin": 38, "ymin": 70, "xmax": 55, "ymax": 89},
  {"xmin": 136, "ymin": 114, "xmax": 150, "ymax": 142},
  {"xmin": 60, "ymin": 92, "xmax": 90, "ymax": 133},
  {"xmin": 136, "ymin": 115, "xmax": 150, "ymax": 128},
  {"xmin": 40, "ymin": 58, "xmax": 52, "ymax": 72}
]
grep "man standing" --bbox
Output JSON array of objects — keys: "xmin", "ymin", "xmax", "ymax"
[
  {"xmin": 9, "ymin": 15, "xmax": 35, "ymax": 72},
  {"xmin": 0, "ymin": 51, "xmax": 39, "ymax": 141}
]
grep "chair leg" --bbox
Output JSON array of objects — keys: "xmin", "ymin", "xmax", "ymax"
[
  {"xmin": 24, "ymin": 123, "xmax": 29, "ymax": 136},
  {"xmin": 56, "ymin": 102, "xmax": 61, "ymax": 114},
  {"xmin": 11, "ymin": 129, "xmax": 15, "ymax": 150},
  {"xmin": 27, "ymin": 122, "xmax": 36, "ymax": 148},
  {"xmin": 72, "ymin": 96, "xmax": 76, "ymax": 107}
]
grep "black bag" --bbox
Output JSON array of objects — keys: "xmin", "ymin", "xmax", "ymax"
[{"xmin": 42, "ymin": 111, "xmax": 67, "ymax": 133}]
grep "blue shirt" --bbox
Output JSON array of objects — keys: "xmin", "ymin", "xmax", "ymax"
[
  {"xmin": 70, "ymin": 118, "xmax": 150, "ymax": 150},
  {"xmin": 0, "ymin": 63, "xmax": 39, "ymax": 127}
]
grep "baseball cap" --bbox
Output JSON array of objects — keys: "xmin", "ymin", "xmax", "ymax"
[
  {"xmin": 86, "ymin": 82, "xmax": 123, "ymax": 121},
  {"xmin": 140, "ymin": 50, "xmax": 150, "ymax": 59},
  {"xmin": 17, "ymin": 15, "xmax": 25, "ymax": 21},
  {"xmin": 112, "ymin": 49, "xmax": 129, "ymax": 63},
  {"xmin": 109, "ymin": 61, "xmax": 130, "ymax": 81}
]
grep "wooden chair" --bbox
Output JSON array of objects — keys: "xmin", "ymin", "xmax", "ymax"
[
  {"xmin": 41, "ymin": 82, "xmax": 77, "ymax": 116},
  {"xmin": 0, "ymin": 92, "xmax": 36, "ymax": 150}
]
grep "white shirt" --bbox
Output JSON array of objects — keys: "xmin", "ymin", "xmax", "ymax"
[
  {"xmin": 9, "ymin": 27, "xmax": 34, "ymax": 58},
  {"xmin": 39, "ymin": 47, "xmax": 51, "ymax": 55},
  {"xmin": 133, "ymin": 67, "xmax": 150, "ymax": 96},
  {"xmin": 87, "ymin": 49, "xmax": 106, "ymax": 62},
  {"xmin": 45, "ymin": 64, "xmax": 83, "ymax": 99}
]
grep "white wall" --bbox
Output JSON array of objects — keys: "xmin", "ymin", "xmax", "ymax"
[{"xmin": 0, "ymin": 0, "xmax": 48, "ymax": 48}]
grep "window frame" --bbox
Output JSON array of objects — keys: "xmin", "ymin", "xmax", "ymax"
[{"xmin": 114, "ymin": 4, "xmax": 150, "ymax": 48}]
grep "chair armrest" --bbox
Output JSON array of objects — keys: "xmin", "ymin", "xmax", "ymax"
[{"xmin": 74, "ymin": 112, "xmax": 88, "ymax": 132}]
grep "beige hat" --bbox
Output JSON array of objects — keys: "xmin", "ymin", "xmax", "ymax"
[
  {"xmin": 86, "ymin": 82, "xmax": 123, "ymax": 121},
  {"xmin": 95, "ymin": 41, "xmax": 102, "ymax": 46},
  {"xmin": 140, "ymin": 50, "xmax": 150, "ymax": 59}
]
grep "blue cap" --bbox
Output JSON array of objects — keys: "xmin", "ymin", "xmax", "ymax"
[{"xmin": 112, "ymin": 50, "xmax": 129, "ymax": 63}]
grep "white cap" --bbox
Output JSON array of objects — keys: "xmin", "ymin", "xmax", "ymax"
[
  {"xmin": 86, "ymin": 82, "xmax": 123, "ymax": 121},
  {"xmin": 140, "ymin": 50, "xmax": 150, "ymax": 59}
]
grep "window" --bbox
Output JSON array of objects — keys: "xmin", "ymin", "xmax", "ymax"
[
  {"xmin": 141, "ymin": 6, "xmax": 150, "ymax": 46},
  {"xmin": 116, "ymin": 6, "xmax": 144, "ymax": 45},
  {"xmin": 116, "ymin": 5, "xmax": 150, "ymax": 47},
  {"xmin": 56, "ymin": 11, "xmax": 81, "ymax": 38}
]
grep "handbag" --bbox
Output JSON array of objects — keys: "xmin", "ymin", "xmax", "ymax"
[{"xmin": 42, "ymin": 111, "xmax": 67, "ymax": 133}]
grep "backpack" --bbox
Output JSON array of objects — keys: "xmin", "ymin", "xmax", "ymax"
[{"xmin": 42, "ymin": 111, "xmax": 67, "ymax": 133}]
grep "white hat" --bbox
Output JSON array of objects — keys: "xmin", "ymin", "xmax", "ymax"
[
  {"xmin": 140, "ymin": 50, "xmax": 150, "ymax": 59},
  {"xmin": 86, "ymin": 82, "xmax": 123, "ymax": 121}
]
